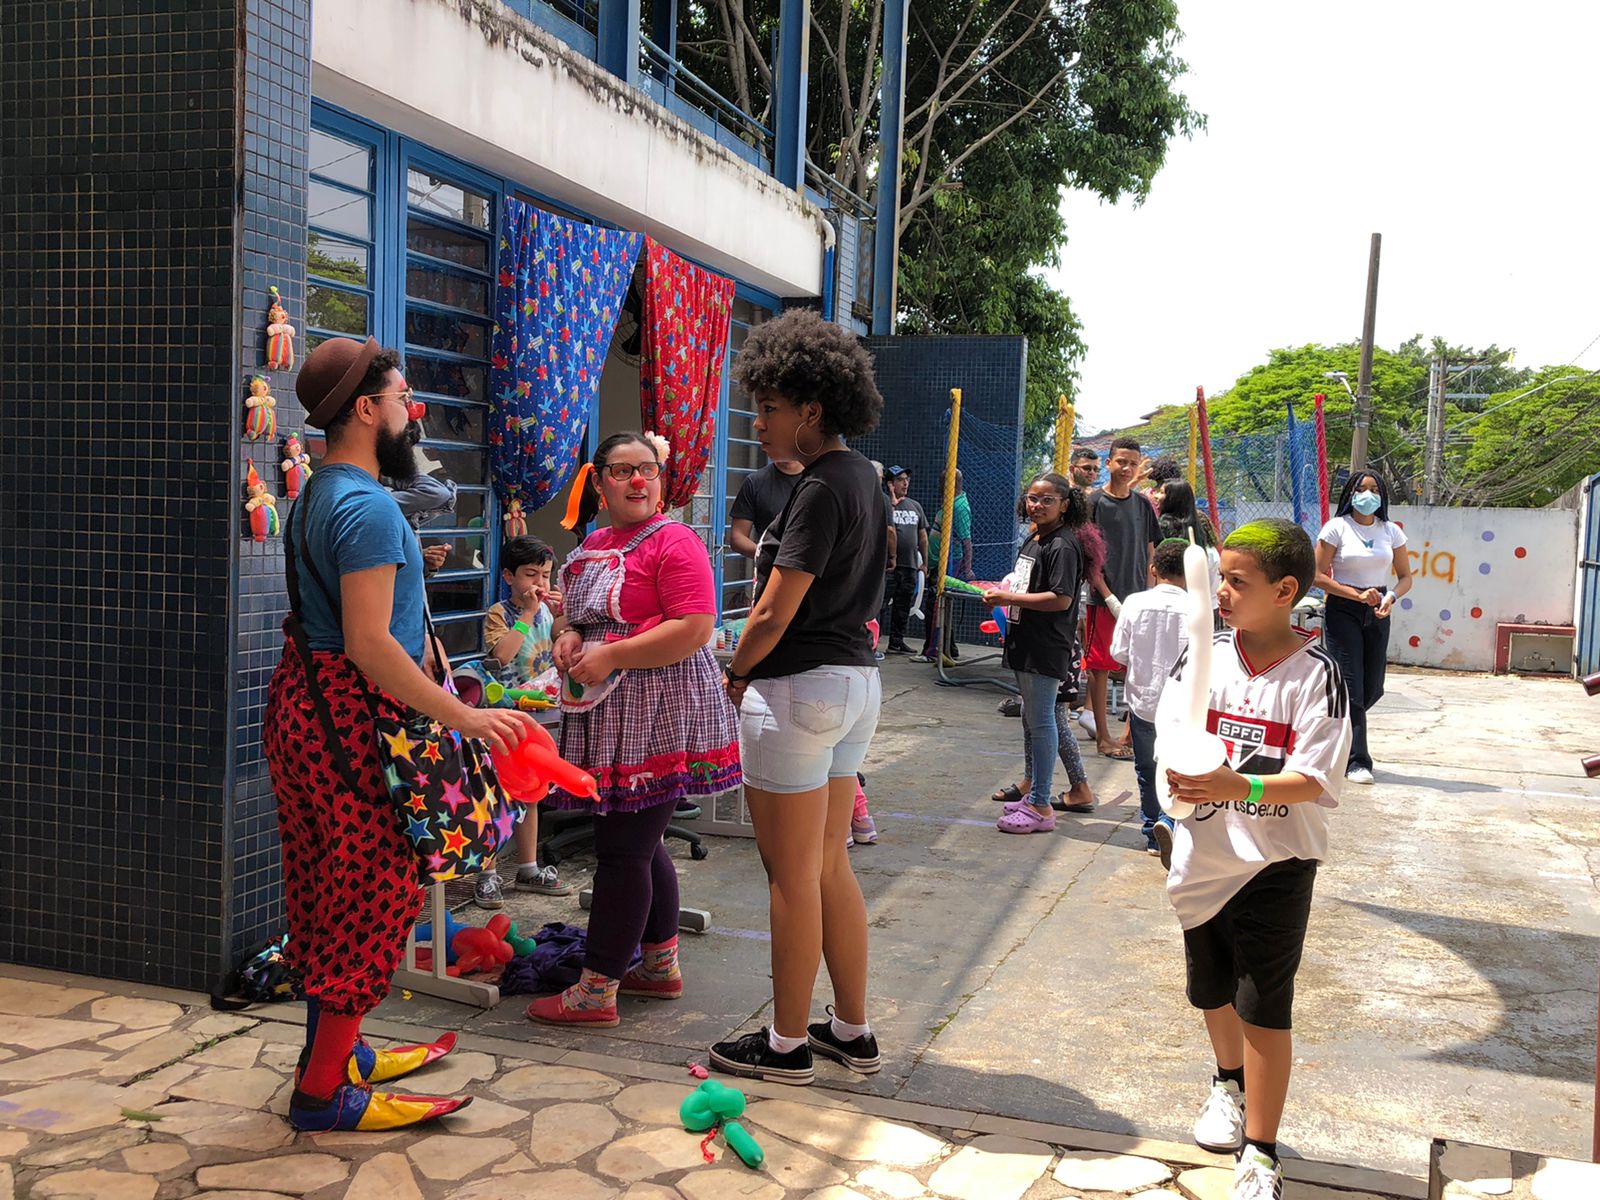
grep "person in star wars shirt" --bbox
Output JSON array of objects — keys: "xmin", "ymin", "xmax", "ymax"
[{"xmin": 1156, "ymin": 519, "xmax": 1351, "ymax": 1200}]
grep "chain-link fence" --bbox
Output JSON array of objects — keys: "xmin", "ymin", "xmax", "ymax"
[{"xmin": 1146, "ymin": 409, "xmax": 1326, "ymax": 541}]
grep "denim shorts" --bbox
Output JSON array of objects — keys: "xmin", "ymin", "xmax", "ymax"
[{"xmin": 739, "ymin": 665, "xmax": 882, "ymax": 794}]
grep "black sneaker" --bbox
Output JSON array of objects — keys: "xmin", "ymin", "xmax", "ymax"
[
  {"xmin": 709, "ymin": 1029, "xmax": 815, "ymax": 1085},
  {"xmin": 886, "ymin": 641, "xmax": 911, "ymax": 655},
  {"xmin": 807, "ymin": 1007, "xmax": 881, "ymax": 1075}
]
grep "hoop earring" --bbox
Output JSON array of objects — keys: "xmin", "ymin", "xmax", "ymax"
[{"xmin": 795, "ymin": 422, "xmax": 824, "ymax": 458}]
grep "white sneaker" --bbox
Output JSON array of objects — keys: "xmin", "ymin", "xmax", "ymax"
[
  {"xmin": 1345, "ymin": 765, "xmax": 1375, "ymax": 785},
  {"xmin": 1193, "ymin": 1078, "xmax": 1245, "ymax": 1152},
  {"xmin": 1076, "ymin": 709, "xmax": 1098, "ymax": 739},
  {"xmin": 1232, "ymin": 1147, "xmax": 1282, "ymax": 1200}
]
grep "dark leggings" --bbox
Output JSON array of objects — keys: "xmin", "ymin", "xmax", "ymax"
[
  {"xmin": 583, "ymin": 800, "xmax": 681, "ymax": 979},
  {"xmin": 1323, "ymin": 594, "xmax": 1390, "ymax": 770}
]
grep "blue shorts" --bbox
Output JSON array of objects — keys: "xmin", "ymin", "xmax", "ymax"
[{"xmin": 739, "ymin": 665, "xmax": 882, "ymax": 794}]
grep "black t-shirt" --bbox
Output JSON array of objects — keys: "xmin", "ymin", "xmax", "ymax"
[
  {"xmin": 751, "ymin": 449, "xmax": 888, "ymax": 680},
  {"xmin": 730, "ymin": 464, "xmax": 802, "ymax": 541},
  {"xmin": 1002, "ymin": 523, "xmax": 1082, "ymax": 680},
  {"xmin": 1090, "ymin": 489, "xmax": 1160, "ymax": 607}
]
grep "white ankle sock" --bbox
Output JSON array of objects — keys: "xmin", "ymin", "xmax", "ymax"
[
  {"xmin": 768, "ymin": 1027, "xmax": 808, "ymax": 1055},
  {"xmin": 831, "ymin": 1015, "xmax": 871, "ymax": 1041}
]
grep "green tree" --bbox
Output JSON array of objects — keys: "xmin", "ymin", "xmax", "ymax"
[
  {"xmin": 668, "ymin": 1, "xmax": 1200, "ymax": 446},
  {"xmin": 1458, "ymin": 367, "xmax": 1600, "ymax": 506}
]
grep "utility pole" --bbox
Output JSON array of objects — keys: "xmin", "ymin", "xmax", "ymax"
[
  {"xmin": 1350, "ymin": 232, "xmax": 1382, "ymax": 473},
  {"xmin": 1424, "ymin": 355, "xmax": 1447, "ymax": 504}
]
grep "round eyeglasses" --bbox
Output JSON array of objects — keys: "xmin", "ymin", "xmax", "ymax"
[{"xmin": 602, "ymin": 461, "xmax": 663, "ymax": 481}]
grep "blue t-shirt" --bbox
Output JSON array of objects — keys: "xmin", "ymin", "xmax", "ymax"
[{"xmin": 291, "ymin": 464, "xmax": 427, "ymax": 662}]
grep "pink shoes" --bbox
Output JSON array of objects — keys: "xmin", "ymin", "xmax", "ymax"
[{"xmin": 996, "ymin": 805, "xmax": 1056, "ymax": 834}]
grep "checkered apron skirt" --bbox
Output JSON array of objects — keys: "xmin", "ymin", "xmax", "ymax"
[{"xmin": 549, "ymin": 518, "xmax": 741, "ymax": 813}]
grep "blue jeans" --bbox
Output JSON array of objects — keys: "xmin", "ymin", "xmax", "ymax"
[
  {"xmin": 1015, "ymin": 671, "xmax": 1064, "ymax": 808},
  {"xmin": 1128, "ymin": 712, "xmax": 1167, "ymax": 845},
  {"xmin": 1020, "ymin": 694, "xmax": 1088, "ymax": 791}
]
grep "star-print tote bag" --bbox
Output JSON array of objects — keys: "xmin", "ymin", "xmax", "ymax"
[
  {"xmin": 283, "ymin": 477, "xmax": 522, "ymax": 887},
  {"xmin": 369, "ymin": 713, "xmax": 525, "ymax": 886}
]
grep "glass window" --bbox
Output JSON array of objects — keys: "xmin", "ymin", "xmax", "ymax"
[
  {"xmin": 415, "ymin": 535, "xmax": 491, "ymax": 575},
  {"xmin": 406, "ymin": 262, "xmax": 488, "ymax": 314},
  {"xmin": 416, "ymin": 401, "xmax": 487, "ymax": 446},
  {"xmin": 309, "ymin": 179, "xmax": 370, "ymax": 240},
  {"xmin": 416, "ymin": 489, "xmax": 487, "ymax": 531},
  {"xmin": 431, "ymin": 618, "xmax": 484, "ymax": 658},
  {"xmin": 406, "ymin": 308, "xmax": 488, "ymax": 359},
  {"xmin": 408, "ymin": 217, "xmax": 490, "ymax": 271},
  {"xmin": 307, "ymin": 232, "xmax": 369, "ymax": 288},
  {"xmin": 307, "ymin": 284, "xmax": 369, "ymax": 336},
  {"xmin": 400, "ymin": 156, "xmax": 500, "ymax": 657},
  {"xmin": 415, "ymin": 446, "xmax": 488, "ymax": 487},
  {"xmin": 311, "ymin": 129, "xmax": 371, "ymax": 190},
  {"xmin": 406, "ymin": 355, "xmax": 486, "ymax": 404},
  {"xmin": 718, "ymin": 300, "xmax": 775, "ymax": 617},
  {"xmin": 408, "ymin": 170, "xmax": 491, "ymax": 229}
]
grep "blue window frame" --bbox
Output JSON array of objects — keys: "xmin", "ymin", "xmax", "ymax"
[
  {"xmin": 306, "ymin": 120, "xmax": 380, "ymax": 350},
  {"xmin": 717, "ymin": 293, "xmax": 776, "ymax": 617},
  {"xmin": 309, "ymin": 99, "xmax": 790, "ymax": 640},
  {"xmin": 401, "ymin": 147, "xmax": 500, "ymax": 657}
]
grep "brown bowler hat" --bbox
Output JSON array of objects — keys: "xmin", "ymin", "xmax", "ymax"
[{"xmin": 296, "ymin": 335, "xmax": 382, "ymax": 428}]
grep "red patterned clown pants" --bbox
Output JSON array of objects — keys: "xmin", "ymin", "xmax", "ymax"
[{"xmin": 263, "ymin": 639, "xmax": 423, "ymax": 1017}]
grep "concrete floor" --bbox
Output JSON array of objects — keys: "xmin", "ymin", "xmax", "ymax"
[{"xmin": 375, "ymin": 655, "xmax": 1600, "ymax": 1179}]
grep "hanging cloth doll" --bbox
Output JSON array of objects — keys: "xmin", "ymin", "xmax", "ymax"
[
  {"xmin": 279, "ymin": 432, "xmax": 312, "ymax": 500},
  {"xmin": 245, "ymin": 460, "xmax": 280, "ymax": 542},
  {"xmin": 266, "ymin": 287, "xmax": 296, "ymax": 370},
  {"xmin": 245, "ymin": 374, "xmax": 277, "ymax": 441}
]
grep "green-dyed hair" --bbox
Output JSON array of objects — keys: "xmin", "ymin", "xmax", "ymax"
[{"xmin": 1223, "ymin": 519, "xmax": 1315, "ymax": 603}]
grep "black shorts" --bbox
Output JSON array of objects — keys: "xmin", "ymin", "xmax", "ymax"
[{"xmin": 1183, "ymin": 857, "xmax": 1318, "ymax": 1030}]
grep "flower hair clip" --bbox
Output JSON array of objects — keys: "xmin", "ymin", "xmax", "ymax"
[{"xmin": 642, "ymin": 431, "xmax": 671, "ymax": 463}]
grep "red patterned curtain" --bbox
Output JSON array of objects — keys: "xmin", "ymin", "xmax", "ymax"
[{"xmin": 639, "ymin": 238, "xmax": 736, "ymax": 508}]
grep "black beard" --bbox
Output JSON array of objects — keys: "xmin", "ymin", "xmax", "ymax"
[{"xmin": 376, "ymin": 424, "xmax": 420, "ymax": 483}]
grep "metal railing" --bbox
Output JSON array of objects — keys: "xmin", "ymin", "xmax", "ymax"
[
  {"xmin": 805, "ymin": 158, "xmax": 873, "ymax": 219},
  {"xmin": 640, "ymin": 35, "xmax": 774, "ymax": 164}
]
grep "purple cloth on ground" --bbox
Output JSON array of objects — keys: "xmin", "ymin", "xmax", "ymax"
[{"xmin": 496, "ymin": 923, "xmax": 641, "ymax": 995}]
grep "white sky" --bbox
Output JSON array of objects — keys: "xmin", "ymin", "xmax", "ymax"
[{"xmin": 1049, "ymin": 1, "xmax": 1600, "ymax": 432}]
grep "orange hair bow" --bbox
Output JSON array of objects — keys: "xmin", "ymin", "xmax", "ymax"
[{"xmin": 561, "ymin": 462, "xmax": 596, "ymax": 531}]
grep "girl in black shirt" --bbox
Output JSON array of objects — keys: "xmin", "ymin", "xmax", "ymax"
[
  {"xmin": 708, "ymin": 310, "xmax": 889, "ymax": 1086},
  {"xmin": 984, "ymin": 473, "xmax": 1089, "ymax": 834}
]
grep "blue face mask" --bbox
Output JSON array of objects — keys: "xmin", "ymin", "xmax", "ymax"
[{"xmin": 1350, "ymin": 490, "xmax": 1382, "ymax": 516}]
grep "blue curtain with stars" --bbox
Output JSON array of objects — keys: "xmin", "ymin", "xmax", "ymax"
[{"xmin": 489, "ymin": 199, "xmax": 642, "ymax": 512}]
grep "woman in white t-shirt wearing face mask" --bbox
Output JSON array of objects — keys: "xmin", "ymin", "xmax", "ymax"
[{"xmin": 1314, "ymin": 471, "xmax": 1414, "ymax": 784}]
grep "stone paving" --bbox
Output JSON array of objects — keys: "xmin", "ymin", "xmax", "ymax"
[{"xmin": 0, "ymin": 971, "xmax": 1436, "ymax": 1200}]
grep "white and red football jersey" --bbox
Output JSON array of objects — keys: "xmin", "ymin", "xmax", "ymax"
[{"xmin": 1157, "ymin": 628, "xmax": 1352, "ymax": 929}]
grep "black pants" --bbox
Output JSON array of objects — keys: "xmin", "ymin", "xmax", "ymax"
[
  {"xmin": 1323, "ymin": 594, "xmax": 1389, "ymax": 770},
  {"xmin": 881, "ymin": 566, "xmax": 918, "ymax": 645},
  {"xmin": 584, "ymin": 800, "xmax": 680, "ymax": 979}
]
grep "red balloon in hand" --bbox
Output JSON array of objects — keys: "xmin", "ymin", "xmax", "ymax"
[{"xmin": 492, "ymin": 721, "xmax": 599, "ymax": 802}]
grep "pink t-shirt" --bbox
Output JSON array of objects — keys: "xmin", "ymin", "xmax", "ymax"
[{"xmin": 576, "ymin": 516, "xmax": 716, "ymax": 625}]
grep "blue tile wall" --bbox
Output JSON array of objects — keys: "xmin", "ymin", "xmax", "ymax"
[
  {"xmin": 856, "ymin": 336, "xmax": 1028, "ymax": 642},
  {"xmin": 0, "ymin": 0, "xmax": 311, "ymax": 991},
  {"xmin": 232, "ymin": 0, "xmax": 312, "ymax": 968}
]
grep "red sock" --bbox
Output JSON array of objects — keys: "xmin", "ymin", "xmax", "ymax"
[{"xmin": 298, "ymin": 1010, "xmax": 361, "ymax": 1100}]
